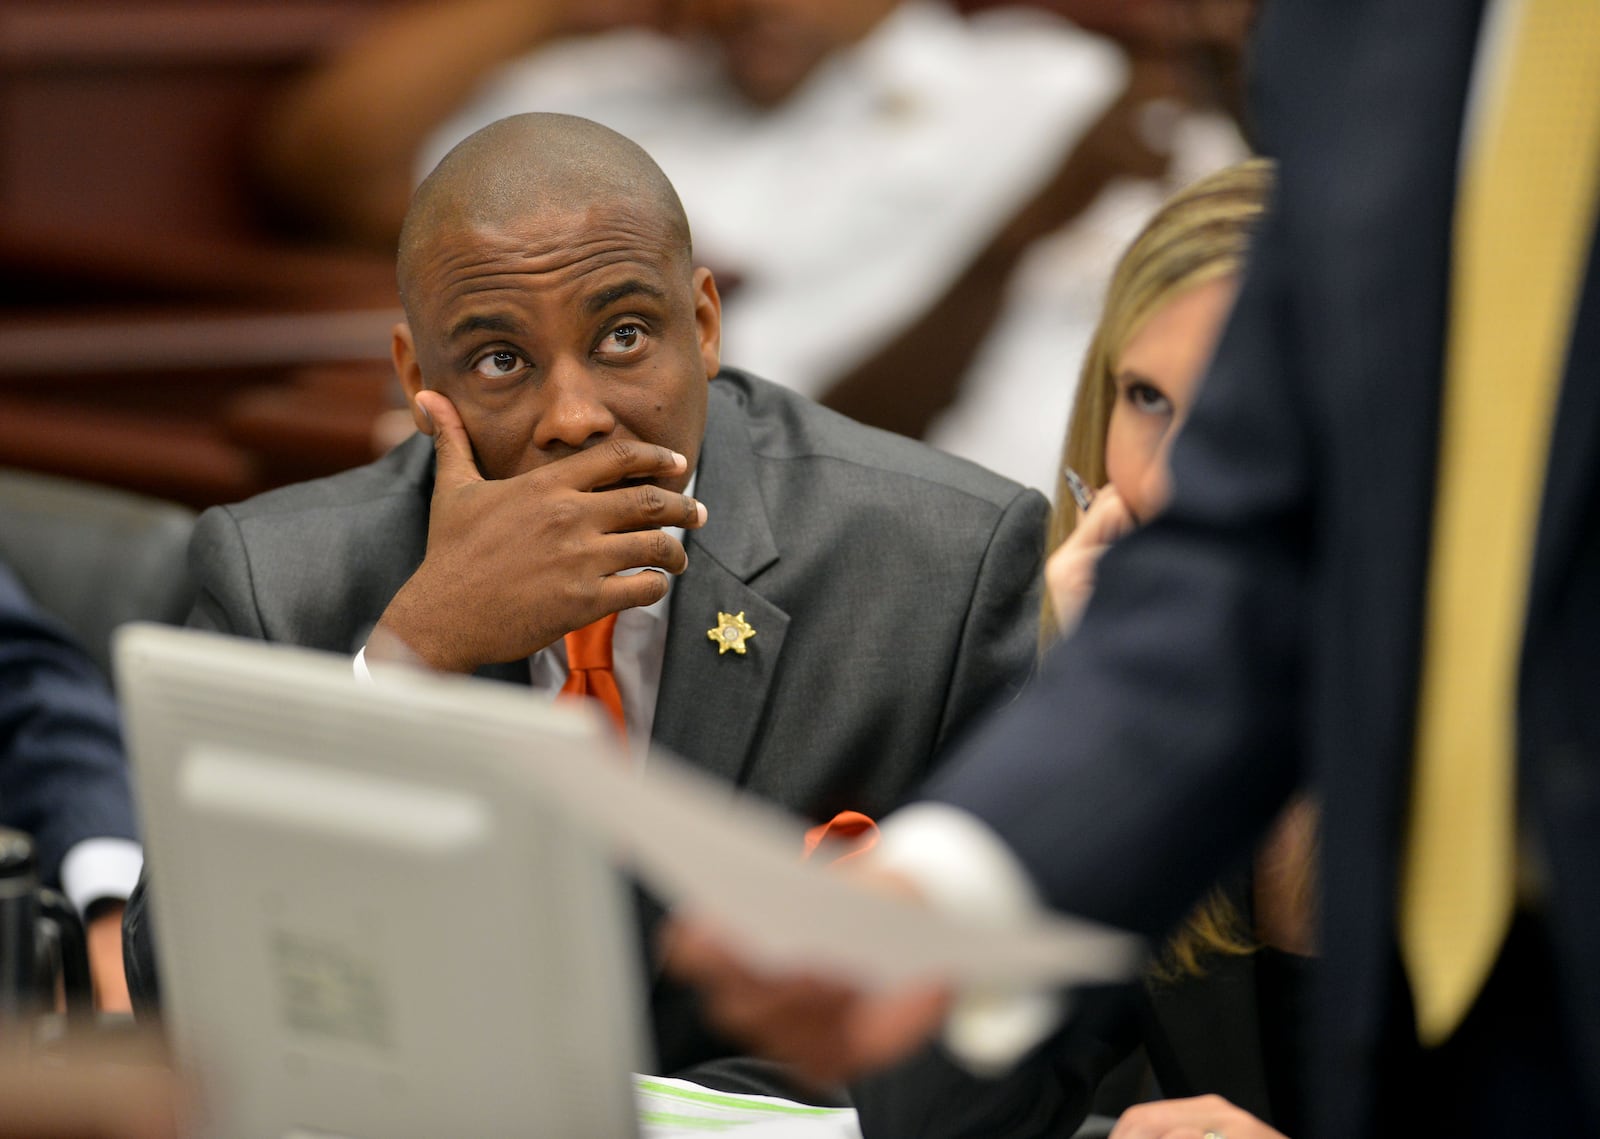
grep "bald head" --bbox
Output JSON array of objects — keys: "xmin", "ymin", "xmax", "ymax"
[{"xmin": 397, "ymin": 114, "xmax": 693, "ymax": 310}]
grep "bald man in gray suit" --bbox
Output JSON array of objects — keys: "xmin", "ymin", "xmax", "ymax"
[{"xmin": 164, "ymin": 113, "xmax": 1045, "ymax": 1101}]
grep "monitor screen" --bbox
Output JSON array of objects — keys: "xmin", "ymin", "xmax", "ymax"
[{"xmin": 116, "ymin": 624, "xmax": 645, "ymax": 1139}]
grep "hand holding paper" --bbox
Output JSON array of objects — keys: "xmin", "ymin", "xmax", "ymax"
[
  {"xmin": 660, "ymin": 869, "xmax": 959, "ymax": 1087},
  {"xmin": 362, "ymin": 657, "xmax": 1146, "ymax": 1080},
  {"xmin": 514, "ymin": 715, "xmax": 1143, "ymax": 991}
]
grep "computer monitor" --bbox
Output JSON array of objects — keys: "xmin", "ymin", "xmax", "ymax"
[{"xmin": 115, "ymin": 624, "xmax": 646, "ymax": 1139}]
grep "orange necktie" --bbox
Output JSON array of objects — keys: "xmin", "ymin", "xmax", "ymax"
[{"xmin": 560, "ymin": 613, "xmax": 626, "ymax": 735}]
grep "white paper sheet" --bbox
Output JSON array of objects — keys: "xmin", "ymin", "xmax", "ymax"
[
  {"xmin": 408, "ymin": 672, "xmax": 1147, "ymax": 992},
  {"xmin": 635, "ymin": 1075, "xmax": 860, "ymax": 1138}
]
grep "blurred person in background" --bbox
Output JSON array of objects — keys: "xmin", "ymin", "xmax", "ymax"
[
  {"xmin": 0, "ymin": 560, "xmax": 142, "ymax": 1012},
  {"xmin": 257, "ymin": 0, "xmax": 1254, "ymax": 490}
]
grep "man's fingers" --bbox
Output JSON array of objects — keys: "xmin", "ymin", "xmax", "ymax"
[
  {"xmin": 660, "ymin": 915, "xmax": 753, "ymax": 985},
  {"xmin": 533, "ymin": 481, "xmax": 704, "ymax": 543},
  {"xmin": 415, "ymin": 390, "xmax": 483, "ymax": 490},
  {"xmin": 1108, "ymin": 1095, "xmax": 1285, "ymax": 1139},
  {"xmin": 599, "ymin": 565, "xmax": 676, "ymax": 615},
  {"xmin": 606, "ymin": 530, "xmax": 690, "ymax": 576},
  {"xmin": 663, "ymin": 918, "xmax": 945, "ymax": 1085},
  {"xmin": 700, "ymin": 978, "xmax": 943, "ymax": 1087},
  {"xmin": 848, "ymin": 981, "xmax": 951, "ymax": 1073},
  {"xmin": 531, "ymin": 437, "xmax": 690, "ymax": 492},
  {"xmin": 592, "ymin": 484, "xmax": 707, "ymax": 535},
  {"xmin": 692, "ymin": 971, "xmax": 862, "ymax": 1077}
]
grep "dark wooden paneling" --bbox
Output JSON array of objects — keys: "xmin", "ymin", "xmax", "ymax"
[
  {"xmin": 0, "ymin": 0, "xmax": 398, "ymax": 240},
  {"xmin": 0, "ymin": 0, "xmax": 410, "ymax": 508}
]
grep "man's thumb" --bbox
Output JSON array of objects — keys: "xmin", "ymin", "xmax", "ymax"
[{"xmin": 414, "ymin": 391, "xmax": 480, "ymax": 487}]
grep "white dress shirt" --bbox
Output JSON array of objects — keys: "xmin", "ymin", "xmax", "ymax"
[{"xmin": 59, "ymin": 837, "xmax": 143, "ymax": 917}]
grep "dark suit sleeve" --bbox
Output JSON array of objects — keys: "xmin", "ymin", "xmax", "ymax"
[
  {"xmin": 932, "ymin": 485, "xmax": 1050, "ymax": 755},
  {"xmin": 0, "ymin": 562, "xmax": 139, "ymax": 885},
  {"xmin": 926, "ymin": 199, "xmax": 1314, "ymax": 937},
  {"xmin": 185, "ymin": 505, "xmax": 265, "ymax": 637}
]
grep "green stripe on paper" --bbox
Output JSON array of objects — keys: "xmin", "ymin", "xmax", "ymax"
[
  {"xmin": 636, "ymin": 1079, "xmax": 840, "ymax": 1116},
  {"xmin": 638, "ymin": 1109, "xmax": 739, "ymax": 1131}
]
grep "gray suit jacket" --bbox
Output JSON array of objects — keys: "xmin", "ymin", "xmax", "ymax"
[{"xmin": 184, "ymin": 369, "xmax": 1048, "ymax": 1095}]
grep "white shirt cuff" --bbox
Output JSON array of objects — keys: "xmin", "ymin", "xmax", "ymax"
[
  {"xmin": 353, "ymin": 645, "xmax": 373, "ymax": 683},
  {"xmin": 874, "ymin": 802, "xmax": 1064, "ymax": 1075},
  {"xmin": 59, "ymin": 838, "xmax": 143, "ymax": 917}
]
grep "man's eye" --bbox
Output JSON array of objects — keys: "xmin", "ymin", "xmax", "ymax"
[
  {"xmin": 598, "ymin": 324, "xmax": 645, "ymax": 355},
  {"xmin": 472, "ymin": 350, "xmax": 525, "ymax": 379}
]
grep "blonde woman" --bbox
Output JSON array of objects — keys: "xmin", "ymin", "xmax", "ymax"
[
  {"xmin": 1043, "ymin": 159, "xmax": 1316, "ymax": 1139},
  {"xmin": 844, "ymin": 159, "xmax": 1310, "ymax": 1139}
]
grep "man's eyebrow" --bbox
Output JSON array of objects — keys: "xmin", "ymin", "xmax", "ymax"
[
  {"xmin": 448, "ymin": 313, "xmax": 521, "ymax": 340},
  {"xmin": 585, "ymin": 280, "xmax": 667, "ymax": 315}
]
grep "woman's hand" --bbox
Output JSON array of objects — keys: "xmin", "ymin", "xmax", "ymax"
[
  {"xmin": 1109, "ymin": 1094, "xmax": 1290, "ymax": 1139},
  {"xmin": 1044, "ymin": 485, "xmax": 1138, "ymax": 636}
]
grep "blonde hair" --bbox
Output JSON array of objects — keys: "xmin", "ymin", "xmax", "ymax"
[
  {"xmin": 1041, "ymin": 158, "xmax": 1276, "ymax": 638},
  {"xmin": 1041, "ymin": 158, "xmax": 1277, "ymax": 976}
]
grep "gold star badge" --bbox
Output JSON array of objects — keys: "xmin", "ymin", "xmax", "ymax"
[{"xmin": 708, "ymin": 611, "xmax": 756, "ymax": 655}]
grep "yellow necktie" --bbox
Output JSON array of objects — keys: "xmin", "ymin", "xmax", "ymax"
[{"xmin": 1400, "ymin": 0, "xmax": 1600, "ymax": 1046}]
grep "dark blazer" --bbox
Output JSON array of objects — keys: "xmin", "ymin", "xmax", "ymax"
[
  {"xmin": 0, "ymin": 560, "xmax": 139, "ymax": 885},
  {"xmin": 925, "ymin": 0, "xmax": 1600, "ymax": 1133},
  {"xmin": 1136, "ymin": 953, "xmax": 1280, "ymax": 1126},
  {"xmin": 176, "ymin": 369, "xmax": 1048, "ymax": 1096}
]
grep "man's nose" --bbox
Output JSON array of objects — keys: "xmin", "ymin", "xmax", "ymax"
[{"xmin": 533, "ymin": 359, "xmax": 616, "ymax": 451}]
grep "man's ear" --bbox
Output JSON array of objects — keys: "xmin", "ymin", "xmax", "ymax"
[
  {"xmin": 392, "ymin": 322, "xmax": 433, "ymax": 435},
  {"xmin": 692, "ymin": 266, "xmax": 723, "ymax": 379}
]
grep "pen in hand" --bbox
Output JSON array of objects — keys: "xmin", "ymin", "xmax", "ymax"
[{"xmin": 1062, "ymin": 467, "xmax": 1095, "ymax": 514}]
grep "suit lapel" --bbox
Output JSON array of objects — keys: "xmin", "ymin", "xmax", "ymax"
[{"xmin": 651, "ymin": 381, "xmax": 790, "ymax": 789}]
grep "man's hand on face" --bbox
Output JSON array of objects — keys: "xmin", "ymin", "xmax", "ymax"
[{"xmin": 370, "ymin": 390, "xmax": 707, "ymax": 673}]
